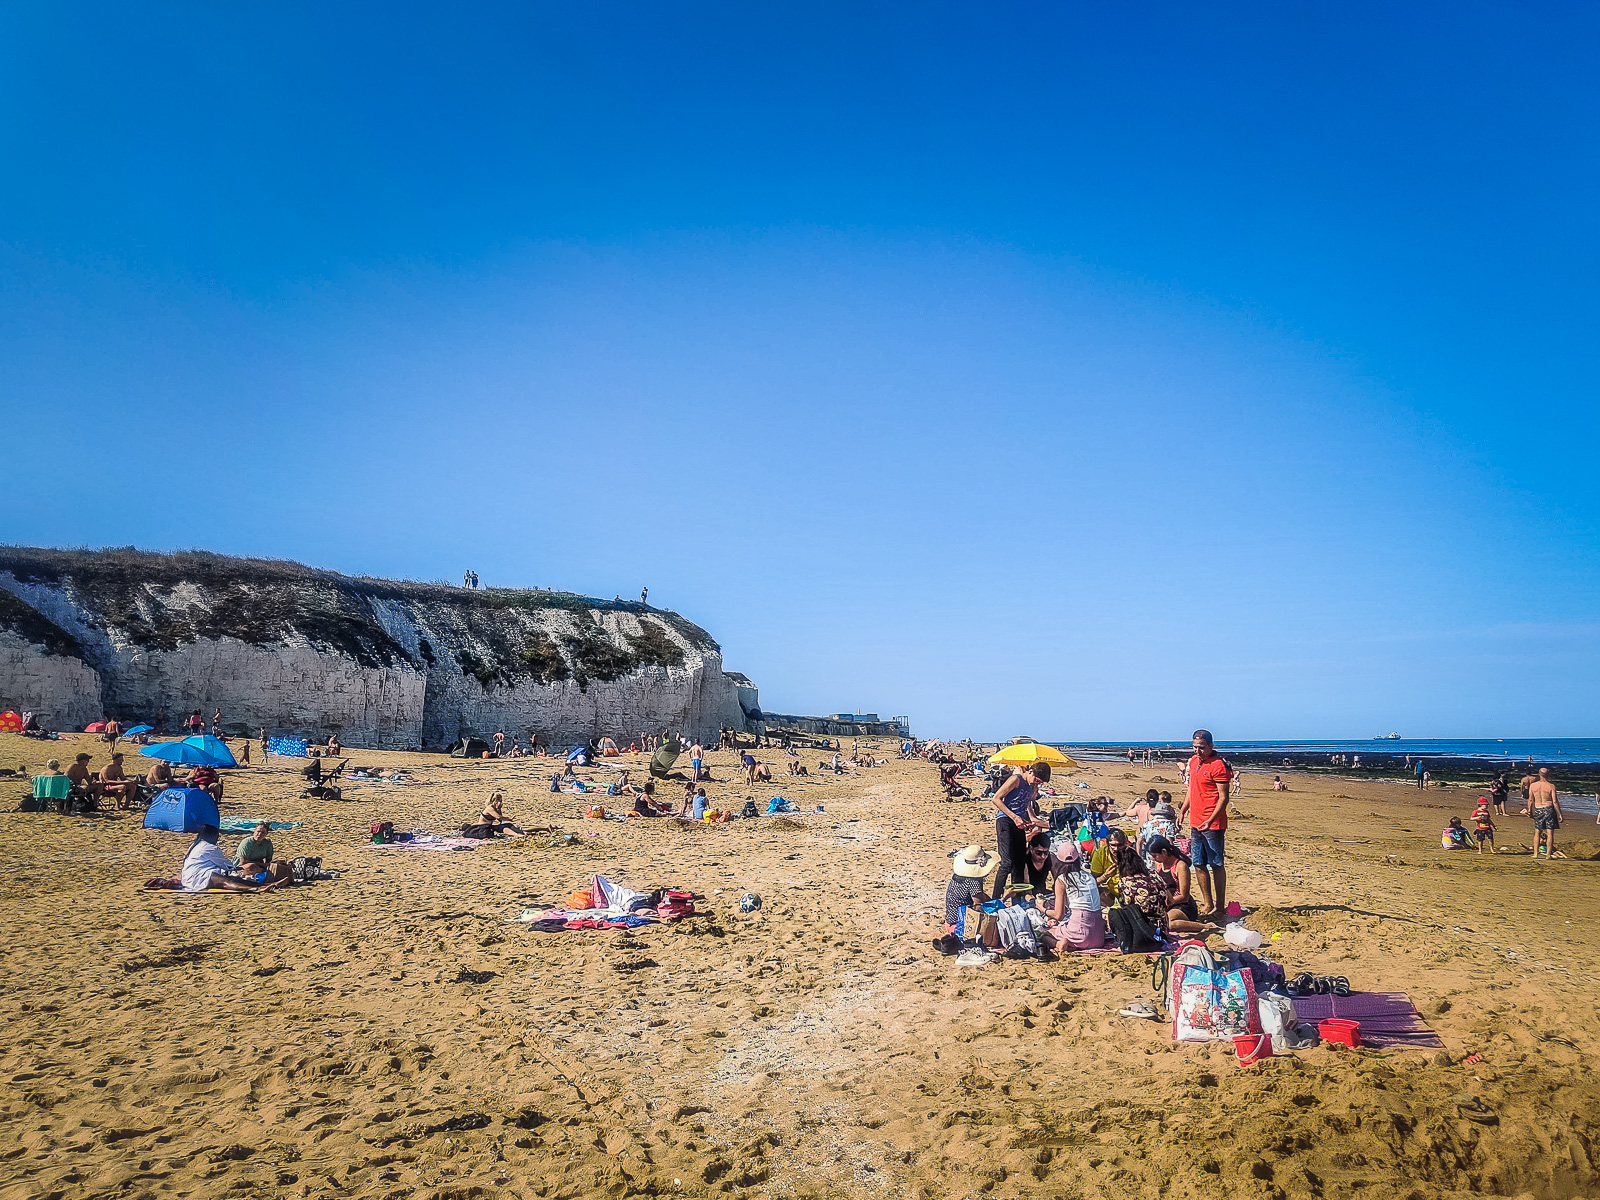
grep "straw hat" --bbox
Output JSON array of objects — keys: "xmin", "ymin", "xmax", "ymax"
[{"xmin": 952, "ymin": 845, "xmax": 997, "ymax": 878}]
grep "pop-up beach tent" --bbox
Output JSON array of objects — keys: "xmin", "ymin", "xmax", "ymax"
[
  {"xmin": 143, "ymin": 787, "xmax": 221, "ymax": 832},
  {"xmin": 0, "ymin": 710, "xmax": 21, "ymax": 732},
  {"xmin": 139, "ymin": 735, "xmax": 238, "ymax": 768}
]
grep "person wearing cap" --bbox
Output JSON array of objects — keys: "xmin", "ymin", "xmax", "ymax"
[
  {"xmin": 939, "ymin": 845, "xmax": 996, "ymax": 952},
  {"xmin": 1146, "ymin": 835, "xmax": 1219, "ymax": 936},
  {"xmin": 1179, "ymin": 729, "xmax": 1233, "ymax": 919},
  {"xmin": 1038, "ymin": 839, "xmax": 1107, "ymax": 951}
]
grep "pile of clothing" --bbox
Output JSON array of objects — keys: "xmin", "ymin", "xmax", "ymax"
[{"xmin": 517, "ymin": 874, "xmax": 698, "ymax": 932}]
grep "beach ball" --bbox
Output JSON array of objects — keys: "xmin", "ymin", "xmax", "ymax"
[{"xmin": 739, "ymin": 893, "xmax": 762, "ymax": 913}]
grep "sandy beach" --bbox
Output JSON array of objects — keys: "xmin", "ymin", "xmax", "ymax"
[{"xmin": 3, "ymin": 734, "xmax": 1599, "ymax": 1200}]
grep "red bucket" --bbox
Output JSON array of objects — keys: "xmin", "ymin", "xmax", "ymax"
[
  {"xmin": 1233, "ymin": 1033, "xmax": 1273, "ymax": 1065},
  {"xmin": 1318, "ymin": 1018, "xmax": 1361, "ymax": 1048}
]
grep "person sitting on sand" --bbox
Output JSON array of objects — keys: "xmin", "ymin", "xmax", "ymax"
[
  {"xmin": 1093, "ymin": 828, "xmax": 1131, "ymax": 897},
  {"xmin": 326, "ymin": 734, "xmax": 343, "ymax": 758},
  {"xmin": 1441, "ymin": 817, "xmax": 1471, "ymax": 849},
  {"xmin": 1145, "ymin": 836, "xmax": 1220, "ymax": 936},
  {"xmin": 99, "ymin": 752, "xmax": 140, "ymax": 810},
  {"xmin": 1109, "ymin": 841, "xmax": 1170, "ymax": 927},
  {"xmin": 236, "ymin": 821, "xmax": 276, "ymax": 872},
  {"xmin": 479, "ymin": 792, "xmax": 525, "ymax": 835},
  {"xmin": 612, "ymin": 769, "xmax": 636, "ymax": 799},
  {"xmin": 1273, "ymin": 775, "xmax": 1287, "ymax": 791},
  {"xmin": 182, "ymin": 825, "xmax": 288, "ymax": 891},
  {"xmin": 1038, "ymin": 841, "xmax": 1107, "ymax": 951},
  {"xmin": 677, "ymin": 785, "xmax": 708, "ymax": 821},
  {"xmin": 1009, "ymin": 832, "xmax": 1053, "ymax": 899}
]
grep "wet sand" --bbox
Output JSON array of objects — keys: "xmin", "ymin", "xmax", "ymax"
[{"xmin": 3, "ymin": 733, "xmax": 1599, "ymax": 1200}]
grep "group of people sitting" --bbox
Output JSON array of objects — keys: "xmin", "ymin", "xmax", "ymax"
[
  {"xmin": 31, "ymin": 752, "xmax": 223, "ymax": 814},
  {"xmin": 942, "ymin": 765, "xmax": 1223, "ymax": 956}
]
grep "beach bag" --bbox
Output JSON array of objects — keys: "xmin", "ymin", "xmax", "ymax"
[
  {"xmin": 585, "ymin": 805, "xmax": 606, "ymax": 819},
  {"xmin": 1172, "ymin": 948, "xmax": 1261, "ymax": 1042},
  {"xmin": 658, "ymin": 890, "xmax": 696, "ymax": 921},
  {"xmin": 549, "ymin": 774, "xmax": 561, "ymax": 792},
  {"xmin": 995, "ymin": 905, "xmax": 1042, "ymax": 959},
  {"xmin": 370, "ymin": 821, "xmax": 395, "ymax": 844},
  {"xmin": 567, "ymin": 889, "xmax": 595, "ymax": 910},
  {"xmin": 1107, "ymin": 903, "xmax": 1163, "ymax": 954}
]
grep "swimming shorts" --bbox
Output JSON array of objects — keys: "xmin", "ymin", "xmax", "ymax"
[
  {"xmin": 1473, "ymin": 829, "xmax": 1492, "ymax": 843},
  {"xmin": 1189, "ymin": 828, "xmax": 1225, "ymax": 870},
  {"xmin": 1533, "ymin": 807, "xmax": 1560, "ymax": 831}
]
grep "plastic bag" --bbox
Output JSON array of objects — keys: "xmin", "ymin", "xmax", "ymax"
[{"xmin": 1224, "ymin": 925, "xmax": 1264, "ymax": 949}]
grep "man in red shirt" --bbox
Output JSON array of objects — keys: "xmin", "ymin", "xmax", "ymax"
[{"xmin": 1180, "ymin": 728, "xmax": 1233, "ymax": 919}]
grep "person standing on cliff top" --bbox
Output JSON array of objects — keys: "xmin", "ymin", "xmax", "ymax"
[
  {"xmin": 640, "ymin": 586, "xmax": 648, "ymax": 605},
  {"xmin": 1179, "ymin": 729, "xmax": 1233, "ymax": 920}
]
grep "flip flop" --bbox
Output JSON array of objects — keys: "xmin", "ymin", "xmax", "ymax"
[{"xmin": 1331, "ymin": 977, "xmax": 1351, "ymax": 997}]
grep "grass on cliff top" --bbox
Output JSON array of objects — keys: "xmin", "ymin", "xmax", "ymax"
[{"xmin": 0, "ymin": 545, "xmax": 719, "ymax": 655}]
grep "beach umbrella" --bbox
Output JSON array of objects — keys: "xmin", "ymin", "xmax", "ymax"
[
  {"xmin": 986, "ymin": 743, "xmax": 1079, "ymax": 771},
  {"xmin": 124, "ymin": 723, "xmax": 153, "ymax": 736},
  {"xmin": 139, "ymin": 735, "xmax": 238, "ymax": 768}
]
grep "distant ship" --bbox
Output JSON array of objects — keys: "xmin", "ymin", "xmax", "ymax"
[{"xmin": 1372, "ymin": 732, "xmax": 1402, "ymax": 740}]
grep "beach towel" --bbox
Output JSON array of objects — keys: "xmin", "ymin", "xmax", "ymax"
[
  {"xmin": 219, "ymin": 818, "xmax": 302, "ymax": 834},
  {"xmin": 364, "ymin": 836, "xmax": 478, "ymax": 852},
  {"xmin": 1291, "ymin": 991, "xmax": 1444, "ymax": 1049},
  {"xmin": 267, "ymin": 737, "xmax": 309, "ymax": 758}
]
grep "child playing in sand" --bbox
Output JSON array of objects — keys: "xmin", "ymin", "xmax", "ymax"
[
  {"xmin": 1441, "ymin": 817, "xmax": 1471, "ymax": 849},
  {"xmin": 1472, "ymin": 801, "xmax": 1495, "ymax": 854},
  {"xmin": 937, "ymin": 845, "xmax": 995, "ymax": 954}
]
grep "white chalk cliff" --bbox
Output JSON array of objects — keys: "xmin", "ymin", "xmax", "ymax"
[{"xmin": 0, "ymin": 549, "xmax": 757, "ymax": 749}]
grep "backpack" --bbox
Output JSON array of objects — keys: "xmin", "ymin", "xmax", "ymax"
[
  {"xmin": 370, "ymin": 821, "xmax": 395, "ymax": 844},
  {"xmin": 994, "ymin": 905, "xmax": 1043, "ymax": 958},
  {"xmin": 1107, "ymin": 904, "xmax": 1163, "ymax": 954},
  {"xmin": 741, "ymin": 799, "xmax": 758, "ymax": 819},
  {"xmin": 658, "ymin": 890, "xmax": 696, "ymax": 921}
]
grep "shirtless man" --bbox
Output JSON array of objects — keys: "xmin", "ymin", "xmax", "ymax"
[
  {"xmin": 65, "ymin": 753, "xmax": 98, "ymax": 810},
  {"xmin": 100, "ymin": 752, "xmax": 139, "ymax": 809},
  {"xmin": 1519, "ymin": 771, "xmax": 1537, "ymax": 814},
  {"xmin": 690, "ymin": 742, "xmax": 704, "ymax": 781},
  {"xmin": 146, "ymin": 757, "xmax": 174, "ymax": 790},
  {"xmin": 1529, "ymin": 768, "xmax": 1563, "ymax": 860}
]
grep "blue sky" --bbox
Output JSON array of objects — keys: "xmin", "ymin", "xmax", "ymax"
[{"xmin": 3, "ymin": 2, "xmax": 1598, "ymax": 739}]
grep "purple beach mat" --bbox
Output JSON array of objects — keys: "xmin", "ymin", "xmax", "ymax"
[{"xmin": 1292, "ymin": 991, "xmax": 1444, "ymax": 1049}]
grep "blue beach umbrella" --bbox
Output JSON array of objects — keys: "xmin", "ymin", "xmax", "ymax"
[
  {"xmin": 139, "ymin": 735, "xmax": 238, "ymax": 768},
  {"xmin": 124, "ymin": 724, "xmax": 153, "ymax": 735}
]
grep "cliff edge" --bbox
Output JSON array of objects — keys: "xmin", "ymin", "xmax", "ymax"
[{"xmin": 0, "ymin": 547, "xmax": 757, "ymax": 749}]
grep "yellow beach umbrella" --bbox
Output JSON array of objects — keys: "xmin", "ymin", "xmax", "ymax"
[{"xmin": 986, "ymin": 743, "xmax": 1078, "ymax": 771}]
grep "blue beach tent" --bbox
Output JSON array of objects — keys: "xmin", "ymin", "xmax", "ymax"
[
  {"xmin": 138, "ymin": 735, "xmax": 238, "ymax": 768},
  {"xmin": 124, "ymin": 723, "xmax": 153, "ymax": 736},
  {"xmin": 143, "ymin": 788, "xmax": 221, "ymax": 833}
]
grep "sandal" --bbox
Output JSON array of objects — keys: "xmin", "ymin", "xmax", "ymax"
[
  {"xmin": 1331, "ymin": 977, "xmax": 1351, "ymax": 997},
  {"xmin": 1287, "ymin": 972, "xmax": 1315, "ymax": 996}
]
